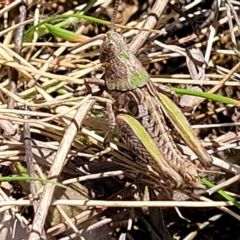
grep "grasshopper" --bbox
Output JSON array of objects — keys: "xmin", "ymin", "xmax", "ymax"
[{"xmin": 86, "ymin": 0, "xmax": 212, "ymax": 188}]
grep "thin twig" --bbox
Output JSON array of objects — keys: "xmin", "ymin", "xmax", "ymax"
[
  {"xmin": 7, "ymin": 0, "xmax": 27, "ymax": 108},
  {"xmin": 207, "ymin": 174, "xmax": 240, "ymax": 195}
]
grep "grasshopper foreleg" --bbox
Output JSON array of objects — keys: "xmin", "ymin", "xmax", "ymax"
[
  {"xmin": 103, "ymin": 102, "xmax": 117, "ymax": 145},
  {"xmin": 74, "ymin": 78, "xmax": 106, "ymax": 96}
]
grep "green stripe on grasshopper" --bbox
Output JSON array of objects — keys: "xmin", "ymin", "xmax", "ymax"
[
  {"xmin": 116, "ymin": 114, "xmax": 183, "ymax": 188},
  {"xmin": 157, "ymin": 93, "xmax": 212, "ymax": 168}
]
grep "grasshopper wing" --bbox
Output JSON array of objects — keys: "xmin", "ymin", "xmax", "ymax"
[
  {"xmin": 157, "ymin": 92, "xmax": 212, "ymax": 168},
  {"xmin": 116, "ymin": 114, "xmax": 184, "ymax": 188}
]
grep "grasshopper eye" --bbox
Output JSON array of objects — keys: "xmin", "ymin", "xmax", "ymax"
[
  {"xmin": 107, "ymin": 41, "xmax": 113, "ymax": 48},
  {"xmin": 127, "ymin": 102, "xmax": 138, "ymax": 116}
]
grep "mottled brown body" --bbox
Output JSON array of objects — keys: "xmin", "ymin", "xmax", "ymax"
[
  {"xmin": 112, "ymin": 82, "xmax": 201, "ymax": 187},
  {"xmin": 99, "ymin": 31, "xmax": 211, "ymax": 188}
]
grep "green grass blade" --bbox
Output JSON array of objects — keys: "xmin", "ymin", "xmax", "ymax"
[
  {"xmin": 24, "ymin": 13, "xmax": 109, "ymax": 41},
  {"xmin": 201, "ymin": 178, "xmax": 240, "ymax": 210},
  {"xmin": 0, "ymin": 176, "xmax": 66, "ymax": 189},
  {"xmin": 79, "ymin": 0, "xmax": 98, "ymax": 14},
  {"xmin": 172, "ymin": 87, "xmax": 240, "ymax": 106},
  {"xmin": 45, "ymin": 23, "xmax": 89, "ymax": 42}
]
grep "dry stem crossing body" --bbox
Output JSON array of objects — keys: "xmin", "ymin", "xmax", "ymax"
[{"xmin": 92, "ymin": 2, "xmax": 213, "ymax": 189}]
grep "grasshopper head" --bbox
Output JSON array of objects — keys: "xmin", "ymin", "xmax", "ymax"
[{"xmin": 99, "ymin": 31, "xmax": 128, "ymax": 63}]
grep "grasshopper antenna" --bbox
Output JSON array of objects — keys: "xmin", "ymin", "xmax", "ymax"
[
  {"xmin": 71, "ymin": 0, "xmax": 120, "ymax": 51},
  {"xmin": 110, "ymin": 0, "xmax": 120, "ymax": 31}
]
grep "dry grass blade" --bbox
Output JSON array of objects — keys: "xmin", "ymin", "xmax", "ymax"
[
  {"xmin": 129, "ymin": 0, "xmax": 169, "ymax": 54},
  {"xmin": 0, "ymin": 200, "xmax": 234, "ymax": 208},
  {"xmin": 0, "ymin": 0, "xmax": 240, "ymax": 239},
  {"xmin": 28, "ymin": 100, "xmax": 95, "ymax": 240}
]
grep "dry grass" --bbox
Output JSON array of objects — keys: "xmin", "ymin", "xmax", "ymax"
[{"xmin": 0, "ymin": 0, "xmax": 240, "ymax": 239}]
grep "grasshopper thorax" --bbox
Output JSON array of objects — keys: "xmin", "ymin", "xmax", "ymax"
[
  {"xmin": 99, "ymin": 31, "xmax": 128, "ymax": 63},
  {"xmin": 99, "ymin": 30, "xmax": 150, "ymax": 91},
  {"xmin": 98, "ymin": 0, "xmax": 149, "ymax": 91}
]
